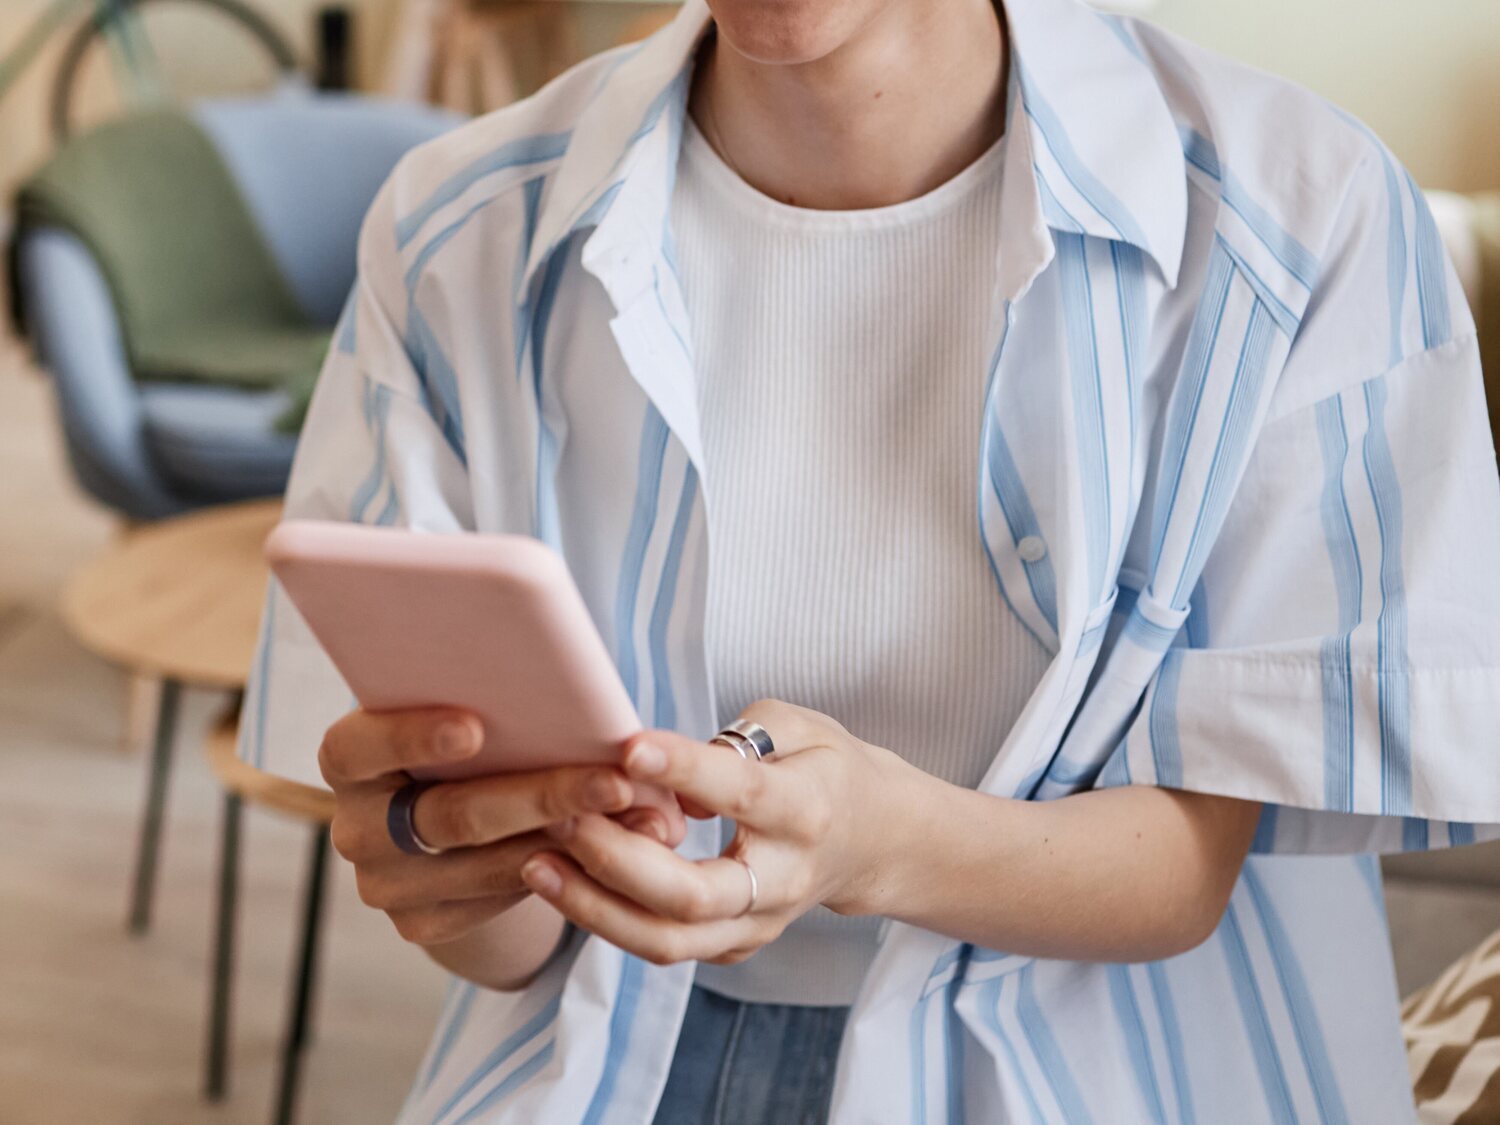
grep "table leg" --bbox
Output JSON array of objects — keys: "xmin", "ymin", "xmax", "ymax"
[
  {"xmin": 274, "ymin": 826, "xmax": 331, "ymax": 1125},
  {"xmin": 127, "ymin": 676, "xmax": 181, "ymax": 935},
  {"xmin": 206, "ymin": 790, "xmax": 242, "ymax": 1102}
]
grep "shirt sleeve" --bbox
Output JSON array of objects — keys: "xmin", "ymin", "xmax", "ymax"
[
  {"xmin": 1098, "ymin": 157, "xmax": 1500, "ymax": 854},
  {"xmin": 237, "ymin": 182, "xmax": 474, "ymax": 788}
]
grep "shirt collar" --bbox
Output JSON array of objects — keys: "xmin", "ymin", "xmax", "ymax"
[{"xmin": 521, "ymin": 0, "xmax": 1187, "ymax": 295}]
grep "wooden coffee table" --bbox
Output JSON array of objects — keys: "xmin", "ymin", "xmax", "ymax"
[
  {"xmin": 61, "ymin": 498, "xmax": 340, "ymax": 1120},
  {"xmin": 60, "ymin": 498, "xmax": 280, "ymax": 934}
]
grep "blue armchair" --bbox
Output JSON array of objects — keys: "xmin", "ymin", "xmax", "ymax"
[{"xmin": 14, "ymin": 93, "xmax": 460, "ymax": 521}]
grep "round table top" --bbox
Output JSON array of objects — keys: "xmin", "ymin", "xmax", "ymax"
[{"xmin": 61, "ymin": 499, "xmax": 281, "ymax": 690}]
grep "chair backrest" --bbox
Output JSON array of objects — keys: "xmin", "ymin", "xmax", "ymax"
[{"xmin": 193, "ymin": 92, "xmax": 463, "ymax": 326}]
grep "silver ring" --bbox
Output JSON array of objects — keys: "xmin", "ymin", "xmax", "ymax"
[
  {"xmin": 732, "ymin": 854, "xmax": 759, "ymax": 917},
  {"xmin": 387, "ymin": 781, "xmax": 445, "ymax": 856},
  {"xmin": 709, "ymin": 719, "xmax": 776, "ymax": 762}
]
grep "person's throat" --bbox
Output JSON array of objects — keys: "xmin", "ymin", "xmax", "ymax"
[{"xmin": 691, "ymin": 1, "xmax": 1009, "ymax": 211}]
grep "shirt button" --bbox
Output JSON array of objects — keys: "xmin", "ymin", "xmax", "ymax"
[{"xmin": 1017, "ymin": 536, "xmax": 1047, "ymax": 563}]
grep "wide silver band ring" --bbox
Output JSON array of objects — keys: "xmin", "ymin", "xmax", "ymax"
[
  {"xmin": 387, "ymin": 780, "xmax": 445, "ymax": 857},
  {"xmin": 709, "ymin": 719, "xmax": 776, "ymax": 762}
]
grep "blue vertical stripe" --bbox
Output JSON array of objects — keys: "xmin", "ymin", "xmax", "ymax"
[
  {"xmin": 526, "ymin": 232, "xmax": 574, "ymax": 547},
  {"xmin": 1220, "ymin": 905, "xmax": 1298, "ymax": 1123},
  {"xmin": 613, "ymin": 408, "xmax": 671, "ymax": 703},
  {"xmin": 1150, "ymin": 246, "xmax": 1234, "ymax": 573},
  {"xmin": 581, "ymin": 956, "xmax": 646, "ymax": 1125},
  {"xmin": 1175, "ymin": 300, "xmax": 1279, "ymax": 604},
  {"xmin": 404, "ymin": 306, "xmax": 469, "ymax": 466},
  {"xmin": 1185, "ymin": 580, "xmax": 1210, "ymax": 649},
  {"xmin": 910, "ymin": 945, "xmax": 967, "ymax": 1125},
  {"xmin": 984, "ymin": 416, "xmax": 1061, "ymax": 638},
  {"xmin": 1107, "ymin": 965, "xmax": 1168, "ymax": 1123},
  {"xmin": 1360, "ymin": 378, "xmax": 1412, "ymax": 813},
  {"xmin": 420, "ymin": 982, "xmax": 478, "ymax": 1094},
  {"xmin": 1243, "ymin": 868, "xmax": 1349, "ymax": 1125},
  {"xmin": 1149, "ymin": 650, "xmax": 1185, "ymax": 787},
  {"xmin": 1146, "ymin": 962, "xmax": 1196, "ymax": 1125},
  {"xmin": 349, "ymin": 384, "xmax": 394, "ymax": 523},
  {"xmin": 1111, "ymin": 240, "xmax": 1148, "ymax": 571},
  {"xmin": 980, "ymin": 976, "xmax": 1047, "ymax": 1123},
  {"xmin": 943, "ymin": 964, "xmax": 968, "ymax": 1125},
  {"xmin": 1374, "ymin": 147, "xmax": 1409, "ymax": 368},
  {"xmin": 1057, "ymin": 233, "xmax": 1112, "ymax": 603},
  {"xmin": 1315, "ymin": 396, "xmax": 1362, "ymax": 812},
  {"xmin": 1016, "ymin": 965, "xmax": 1094, "ymax": 1125},
  {"xmin": 512, "ymin": 175, "xmax": 551, "ymax": 376},
  {"xmin": 1402, "ymin": 818, "xmax": 1429, "ymax": 852},
  {"xmin": 1406, "ymin": 170, "xmax": 1452, "ymax": 349},
  {"xmin": 1251, "ymin": 805, "xmax": 1281, "ymax": 854},
  {"xmin": 909, "ymin": 981, "xmax": 932, "ymax": 1125},
  {"xmin": 646, "ymin": 466, "xmax": 698, "ymax": 729}
]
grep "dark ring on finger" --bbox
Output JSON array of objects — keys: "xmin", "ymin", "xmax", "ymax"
[{"xmin": 388, "ymin": 780, "xmax": 444, "ymax": 856}]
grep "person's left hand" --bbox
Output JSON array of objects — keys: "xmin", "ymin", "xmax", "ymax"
[{"xmin": 517, "ymin": 700, "xmax": 912, "ymax": 966}]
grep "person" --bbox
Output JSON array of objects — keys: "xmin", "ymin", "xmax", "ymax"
[{"xmin": 242, "ymin": 0, "xmax": 1500, "ymax": 1119}]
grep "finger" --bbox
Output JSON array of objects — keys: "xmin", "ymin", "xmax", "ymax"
[
  {"xmin": 319, "ymin": 708, "xmax": 482, "ymax": 785},
  {"xmin": 627, "ymin": 782, "xmax": 689, "ymax": 847},
  {"xmin": 619, "ymin": 729, "xmax": 804, "ymax": 835},
  {"xmin": 386, "ymin": 895, "xmax": 514, "ymax": 947},
  {"xmin": 553, "ymin": 814, "xmax": 757, "ymax": 923},
  {"xmin": 521, "ymin": 852, "xmax": 755, "ymax": 967},
  {"xmin": 352, "ymin": 832, "xmax": 551, "ymax": 910},
  {"xmin": 412, "ymin": 765, "xmax": 634, "ymax": 850},
  {"xmin": 616, "ymin": 809, "xmax": 672, "ymax": 845}
]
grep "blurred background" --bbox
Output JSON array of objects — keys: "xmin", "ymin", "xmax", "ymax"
[{"xmin": 0, "ymin": 2, "xmax": 1496, "ymax": 1123}]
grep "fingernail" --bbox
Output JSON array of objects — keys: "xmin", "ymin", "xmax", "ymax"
[
  {"xmin": 522, "ymin": 859, "xmax": 562, "ymax": 898},
  {"xmin": 586, "ymin": 773, "xmax": 627, "ymax": 810},
  {"xmin": 627, "ymin": 742, "xmax": 667, "ymax": 776},
  {"xmin": 436, "ymin": 721, "xmax": 477, "ymax": 759}
]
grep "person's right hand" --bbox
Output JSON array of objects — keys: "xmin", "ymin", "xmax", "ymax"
[{"xmin": 319, "ymin": 707, "xmax": 646, "ymax": 948}]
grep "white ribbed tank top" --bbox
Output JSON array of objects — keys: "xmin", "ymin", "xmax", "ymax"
[{"xmin": 671, "ymin": 118, "xmax": 1050, "ymax": 1005}]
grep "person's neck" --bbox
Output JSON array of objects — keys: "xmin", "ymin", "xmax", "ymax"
[{"xmin": 690, "ymin": 2, "xmax": 1008, "ymax": 211}]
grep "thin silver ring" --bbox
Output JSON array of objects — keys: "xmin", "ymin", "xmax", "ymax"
[
  {"xmin": 731, "ymin": 854, "xmax": 759, "ymax": 917},
  {"xmin": 709, "ymin": 719, "xmax": 776, "ymax": 762}
]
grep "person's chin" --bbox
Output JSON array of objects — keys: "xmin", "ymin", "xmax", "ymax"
[{"xmin": 707, "ymin": 0, "xmax": 864, "ymax": 66}]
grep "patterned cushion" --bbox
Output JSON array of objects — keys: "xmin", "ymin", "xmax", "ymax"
[{"xmin": 1405, "ymin": 930, "xmax": 1500, "ymax": 1122}]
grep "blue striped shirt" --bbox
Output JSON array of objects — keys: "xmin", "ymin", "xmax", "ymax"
[{"xmin": 242, "ymin": 0, "xmax": 1500, "ymax": 1119}]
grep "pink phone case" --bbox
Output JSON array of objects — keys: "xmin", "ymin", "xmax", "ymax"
[{"xmin": 265, "ymin": 520, "xmax": 644, "ymax": 784}]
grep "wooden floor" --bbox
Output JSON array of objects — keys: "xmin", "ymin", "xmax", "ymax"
[{"xmin": 0, "ymin": 341, "xmax": 444, "ymax": 1124}]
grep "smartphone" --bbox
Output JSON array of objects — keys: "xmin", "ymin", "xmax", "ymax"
[{"xmin": 265, "ymin": 520, "xmax": 661, "ymax": 802}]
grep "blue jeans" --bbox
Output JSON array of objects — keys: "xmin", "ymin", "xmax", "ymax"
[{"xmin": 652, "ymin": 986, "xmax": 851, "ymax": 1125}]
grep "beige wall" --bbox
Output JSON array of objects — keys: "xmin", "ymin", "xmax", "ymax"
[
  {"xmin": 1144, "ymin": 0, "xmax": 1500, "ymax": 192},
  {"xmin": 1, "ymin": 0, "xmax": 1498, "ymax": 204}
]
